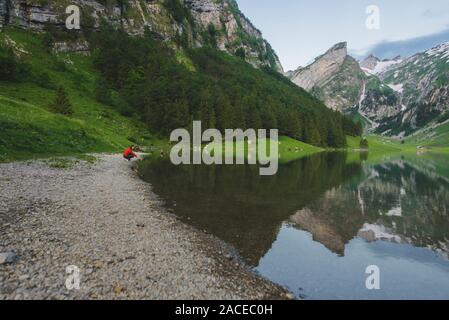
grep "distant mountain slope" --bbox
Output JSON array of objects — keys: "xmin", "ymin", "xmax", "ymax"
[
  {"xmin": 288, "ymin": 40, "xmax": 449, "ymax": 138},
  {"xmin": 289, "ymin": 42, "xmax": 348, "ymax": 92},
  {"xmin": 375, "ymin": 42, "xmax": 449, "ymax": 135},
  {"xmin": 406, "ymin": 120, "xmax": 449, "ymax": 148},
  {"xmin": 288, "ymin": 42, "xmax": 365, "ymax": 111},
  {"xmin": 360, "ymin": 55, "xmax": 403, "ymax": 76},
  {"xmin": 288, "ymin": 42, "xmax": 396, "ymax": 117}
]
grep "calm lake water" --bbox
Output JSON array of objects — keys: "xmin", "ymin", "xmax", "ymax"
[{"xmin": 138, "ymin": 152, "xmax": 449, "ymax": 300}]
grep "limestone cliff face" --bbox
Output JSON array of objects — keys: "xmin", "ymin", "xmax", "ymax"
[
  {"xmin": 0, "ymin": 0, "xmax": 283, "ymax": 72},
  {"xmin": 287, "ymin": 42, "xmax": 402, "ymax": 123},
  {"xmin": 289, "ymin": 42, "xmax": 348, "ymax": 91},
  {"xmin": 288, "ymin": 42, "xmax": 368, "ymax": 112},
  {"xmin": 359, "ymin": 54, "xmax": 379, "ymax": 71},
  {"xmin": 373, "ymin": 42, "xmax": 449, "ymax": 135},
  {"xmin": 0, "ymin": 1, "xmax": 8, "ymax": 26}
]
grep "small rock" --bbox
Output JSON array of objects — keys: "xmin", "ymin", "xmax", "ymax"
[
  {"xmin": 19, "ymin": 274, "xmax": 29, "ymax": 281},
  {"xmin": 284, "ymin": 293, "xmax": 295, "ymax": 300},
  {"xmin": 114, "ymin": 285, "xmax": 124, "ymax": 294},
  {"xmin": 0, "ymin": 252, "xmax": 18, "ymax": 265}
]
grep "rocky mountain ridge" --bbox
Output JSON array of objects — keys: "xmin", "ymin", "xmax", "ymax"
[
  {"xmin": 288, "ymin": 40, "xmax": 449, "ymax": 137},
  {"xmin": 360, "ymin": 54, "xmax": 402, "ymax": 76},
  {"xmin": 289, "ymin": 42, "xmax": 348, "ymax": 92},
  {"xmin": 0, "ymin": 0, "xmax": 283, "ymax": 72},
  {"xmin": 288, "ymin": 42, "xmax": 392, "ymax": 114},
  {"xmin": 374, "ymin": 41, "xmax": 449, "ymax": 135}
]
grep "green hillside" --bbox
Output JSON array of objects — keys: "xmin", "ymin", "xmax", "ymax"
[
  {"xmin": 0, "ymin": 26, "xmax": 363, "ymax": 162},
  {"xmin": 346, "ymin": 135, "xmax": 402, "ymax": 153},
  {"xmin": 405, "ymin": 121, "xmax": 449, "ymax": 152},
  {"xmin": 90, "ymin": 26, "xmax": 358, "ymax": 148},
  {"xmin": 0, "ymin": 28, "xmax": 153, "ymax": 162}
]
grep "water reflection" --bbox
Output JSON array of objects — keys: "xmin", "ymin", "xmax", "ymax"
[
  {"xmin": 139, "ymin": 152, "xmax": 362, "ymax": 265},
  {"xmin": 138, "ymin": 152, "xmax": 449, "ymax": 299},
  {"xmin": 287, "ymin": 159, "xmax": 449, "ymax": 258}
]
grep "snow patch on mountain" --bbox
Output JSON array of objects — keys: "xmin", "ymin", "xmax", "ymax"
[
  {"xmin": 426, "ymin": 41, "xmax": 449, "ymax": 58},
  {"xmin": 388, "ymin": 83, "xmax": 404, "ymax": 93},
  {"xmin": 361, "ymin": 59, "xmax": 403, "ymax": 76}
]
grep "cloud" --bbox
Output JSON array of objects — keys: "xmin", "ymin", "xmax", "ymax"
[
  {"xmin": 422, "ymin": 8, "xmax": 449, "ymax": 19},
  {"xmin": 350, "ymin": 28, "xmax": 449, "ymax": 60},
  {"xmin": 422, "ymin": 9, "xmax": 437, "ymax": 18}
]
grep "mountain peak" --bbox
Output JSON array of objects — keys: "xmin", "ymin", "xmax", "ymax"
[
  {"xmin": 360, "ymin": 54, "xmax": 380, "ymax": 70},
  {"xmin": 289, "ymin": 42, "xmax": 349, "ymax": 93},
  {"xmin": 366, "ymin": 54, "xmax": 380, "ymax": 60},
  {"xmin": 328, "ymin": 42, "xmax": 347, "ymax": 51},
  {"xmin": 315, "ymin": 42, "xmax": 347, "ymax": 61}
]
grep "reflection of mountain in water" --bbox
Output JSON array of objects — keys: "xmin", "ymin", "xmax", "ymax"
[
  {"xmin": 289, "ymin": 187, "xmax": 364, "ymax": 256},
  {"xmin": 289, "ymin": 159, "xmax": 449, "ymax": 259},
  {"xmin": 139, "ymin": 151, "xmax": 449, "ymax": 266},
  {"xmin": 138, "ymin": 152, "xmax": 361, "ymax": 266}
]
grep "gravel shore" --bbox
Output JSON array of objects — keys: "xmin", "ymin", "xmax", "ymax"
[{"xmin": 0, "ymin": 154, "xmax": 288, "ymax": 300}]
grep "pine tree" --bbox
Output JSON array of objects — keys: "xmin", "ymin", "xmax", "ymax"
[
  {"xmin": 309, "ymin": 127, "xmax": 322, "ymax": 146},
  {"xmin": 95, "ymin": 78, "xmax": 113, "ymax": 105},
  {"xmin": 215, "ymin": 92, "xmax": 233, "ymax": 132},
  {"xmin": 260, "ymin": 104, "xmax": 278, "ymax": 129},
  {"xmin": 50, "ymin": 86, "xmax": 73, "ymax": 116},
  {"xmin": 360, "ymin": 138, "xmax": 369, "ymax": 149},
  {"xmin": 245, "ymin": 103, "xmax": 262, "ymax": 130}
]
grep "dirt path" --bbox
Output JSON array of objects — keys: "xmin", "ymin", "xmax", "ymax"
[{"xmin": 0, "ymin": 154, "xmax": 288, "ymax": 300}]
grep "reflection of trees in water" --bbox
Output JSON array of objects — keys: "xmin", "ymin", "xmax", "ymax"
[
  {"xmin": 358, "ymin": 160, "xmax": 449, "ymax": 256},
  {"xmin": 138, "ymin": 152, "xmax": 362, "ymax": 266},
  {"xmin": 291, "ymin": 159, "xmax": 449, "ymax": 258},
  {"xmin": 139, "ymin": 153, "xmax": 449, "ymax": 264}
]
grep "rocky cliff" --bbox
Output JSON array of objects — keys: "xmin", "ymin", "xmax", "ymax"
[
  {"xmin": 359, "ymin": 54, "xmax": 379, "ymax": 70},
  {"xmin": 289, "ymin": 42, "xmax": 348, "ymax": 92},
  {"xmin": 287, "ymin": 40, "xmax": 449, "ymax": 137},
  {"xmin": 288, "ymin": 42, "xmax": 371, "ymax": 112},
  {"xmin": 374, "ymin": 42, "xmax": 449, "ymax": 135},
  {"xmin": 360, "ymin": 55, "xmax": 402, "ymax": 75},
  {"xmin": 0, "ymin": 0, "xmax": 283, "ymax": 72}
]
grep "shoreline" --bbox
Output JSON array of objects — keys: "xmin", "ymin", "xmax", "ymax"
[{"xmin": 0, "ymin": 154, "xmax": 289, "ymax": 300}]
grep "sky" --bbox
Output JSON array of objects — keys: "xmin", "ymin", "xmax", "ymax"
[{"xmin": 236, "ymin": 0, "xmax": 449, "ymax": 71}]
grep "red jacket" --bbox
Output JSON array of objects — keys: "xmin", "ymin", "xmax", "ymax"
[{"xmin": 123, "ymin": 147, "xmax": 137, "ymax": 158}]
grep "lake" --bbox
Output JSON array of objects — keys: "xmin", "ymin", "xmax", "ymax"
[{"xmin": 138, "ymin": 152, "xmax": 449, "ymax": 300}]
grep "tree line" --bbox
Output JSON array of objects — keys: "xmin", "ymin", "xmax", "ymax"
[{"xmin": 89, "ymin": 27, "xmax": 361, "ymax": 147}]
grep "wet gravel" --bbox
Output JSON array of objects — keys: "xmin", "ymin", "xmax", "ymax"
[{"xmin": 0, "ymin": 154, "xmax": 288, "ymax": 300}]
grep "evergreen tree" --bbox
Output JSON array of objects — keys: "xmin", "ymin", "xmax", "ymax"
[
  {"xmin": 49, "ymin": 86, "xmax": 73, "ymax": 116},
  {"xmin": 215, "ymin": 92, "xmax": 233, "ymax": 132},
  {"xmin": 360, "ymin": 138, "xmax": 369, "ymax": 149},
  {"xmin": 260, "ymin": 104, "xmax": 278, "ymax": 129},
  {"xmin": 243, "ymin": 94, "xmax": 262, "ymax": 130},
  {"xmin": 95, "ymin": 77, "xmax": 113, "ymax": 105},
  {"xmin": 0, "ymin": 47, "xmax": 31, "ymax": 81},
  {"xmin": 198, "ymin": 88, "xmax": 215, "ymax": 129},
  {"xmin": 309, "ymin": 127, "xmax": 322, "ymax": 146},
  {"xmin": 235, "ymin": 48, "xmax": 246, "ymax": 60}
]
